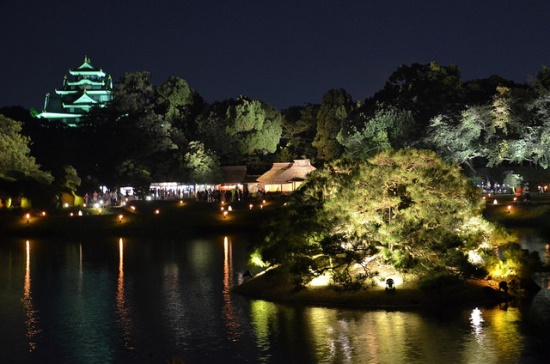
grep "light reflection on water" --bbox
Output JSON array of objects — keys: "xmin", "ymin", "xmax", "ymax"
[
  {"xmin": 246, "ymin": 299, "xmax": 529, "ymax": 363},
  {"xmin": 23, "ymin": 240, "xmax": 41, "ymax": 352},
  {"xmin": 0, "ymin": 235, "xmax": 548, "ymax": 363}
]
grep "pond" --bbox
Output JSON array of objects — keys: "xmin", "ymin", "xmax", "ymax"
[{"xmin": 0, "ymin": 233, "xmax": 548, "ymax": 363}]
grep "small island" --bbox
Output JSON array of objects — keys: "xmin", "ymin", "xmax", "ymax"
[{"xmin": 233, "ymin": 150, "xmax": 545, "ymax": 310}]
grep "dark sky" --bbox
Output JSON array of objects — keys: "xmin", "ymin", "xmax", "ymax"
[{"xmin": 2, "ymin": 1, "xmax": 550, "ymax": 111}]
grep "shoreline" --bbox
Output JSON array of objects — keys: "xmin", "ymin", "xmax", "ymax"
[
  {"xmin": 0, "ymin": 196, "xmax": 546, "ymax": 310},
  {"xmin": 231, "ymin": 267, "xmax": 528, "ymax": 311}
]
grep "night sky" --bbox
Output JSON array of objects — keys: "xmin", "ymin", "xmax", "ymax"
[{"xmin": 2, "ymin": 1, "xmax": 550, "ymax": 111}]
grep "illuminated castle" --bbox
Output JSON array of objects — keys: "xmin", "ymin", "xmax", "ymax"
[{"xmin": 36, "ymin": 56, "xmax": 113, "ymax": 126}]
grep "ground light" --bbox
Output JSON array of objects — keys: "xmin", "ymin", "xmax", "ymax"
[
  {"xmin": 118, "ymin": 214, "xmax": 123, "ymax": 223},
  {"xmin": 308, "ymin": 274, "xmax": 331, "ymax": 287}
]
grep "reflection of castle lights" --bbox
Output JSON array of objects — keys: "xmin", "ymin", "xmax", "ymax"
[{"xmin": 470, "ymin": 308, "xmax": 484, "ymax": 339}]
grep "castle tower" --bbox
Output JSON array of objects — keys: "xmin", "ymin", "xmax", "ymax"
[{"xmin": 36, "ymin": 56, "xmax": 113, "ymax": 126}]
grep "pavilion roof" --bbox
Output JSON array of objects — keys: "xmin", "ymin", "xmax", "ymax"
[{"xmin": 257, "ymin": 160, "xmax": 316, "ymax": 183}]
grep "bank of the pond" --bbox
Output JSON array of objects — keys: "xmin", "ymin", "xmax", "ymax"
[
  {"xmin": 232, "ymin": 267, "xmax": 523, "ymax": 311},
  {"xmin": 0, "ymin": 200, "xmax": 275, "ymax": 237}
]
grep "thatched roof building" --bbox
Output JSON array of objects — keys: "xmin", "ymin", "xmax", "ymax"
[{"xmin": 257, "ymin": 159, "xmax": 316, "ymax": 193}]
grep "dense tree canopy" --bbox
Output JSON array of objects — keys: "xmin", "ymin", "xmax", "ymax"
[
  {"xmin": 253, "ymin": 149, "xmax": 519, "ymax": 287},
  {"xmin": 5, "ymin": 61, "xmax": 550, "ymax": 200},
  {"xmin": 312, "ymin": 88, "xmax": 355, "ymax": 162},
  {"xmin": 0, "ymin": 114, "xmax": 53, "ymax": 184},
  {"xmin": 338, "ymin": 105, "xmax": 416, "ymax": 159}
]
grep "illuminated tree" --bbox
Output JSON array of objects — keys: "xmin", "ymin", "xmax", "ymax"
[
  {"xmin": 338, "ymin": 105, "xmax": 415, "ymax": 159},
  {"xmin": 157, "ymin": 76, "xmax": 205, "ymax": 139},
  {"xmin": 54, "ymin": 165, "xmax": 81, "ymax": 192},
  {"xmin": 0, "ymin": 114, "xmax": 53, "ymax": 184},
  {"xmin": 195, "ymin": 97, "xmax": 282, "ymax": 166},
  {"xmin": 426, "ymin": 105, "xmax": 490, "ymax": 171},
  {"xmin": 181, "ymin": 141, "xmax": 222, "ymax": 184},
  {"xmin": 225, "ymin": 96, "xmax": 282, "ymax": 155},
  {"xmin": 253, "ymin": 149, "xmax": 516, "ymax": 287}
]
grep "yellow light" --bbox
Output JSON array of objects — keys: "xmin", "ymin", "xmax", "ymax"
[
  {"xmin": 41, "ymin": 211, "xmax": 46, "ymax": 216},
  {"xmin": 69, "ymin": 212, "xmax": 74, "ymax": 217},
  {"xmin": 249, "ymin": 204, "xmax": 253, "ymax": 209},
  {"xmin": 221, "ymin": 207, "xmax": 225, "ymax": 211},
  {"xmin": 179, "ymin": 200, "xmax": 183, "ymax": 204},
  {"xmin": 262, "ymin": 200, "xmax": 266, "ymax": 204},
  {"xmin": 507, "ymin": 205, "xmax": 511, "ymax": 213},
  {"xmin": 223, "ymin": 211, "xmax": 228, "ymax": 218},
  {"xmin": 130, "ymin": 206, "xmax": 136, "ymax": 211},
  {"xmin": 250, "ymin": 250, "xmax": 267, "ymax": 267},
  {"xmin": 493, "ymin": 199, "xmax": 498, "ymax": 205},
  {"xmin": 64, "ymin": 203, "xmax": 69, "ymax": 208},
  {"xmin": 308, "ymin": 274, "xmax": 331, "ymax": 287},
  {"xmin": 118, "ymin": 214, "xmax": 123, "ymax": 222},
  {"xmin": 155, "ymin": 209, "xmax": 160, "ymax": 215},
  {"xmin": 260, "ymin": 205, "xmax": 263, "ymax": 209},
  {"xmin": 513, "ymin": 197, "xmax": 517, "ymax": 202}
]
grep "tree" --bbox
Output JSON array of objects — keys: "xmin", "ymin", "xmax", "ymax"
[
  {"xmin": 157, "ymin": 76, "xmax": 205, "ymax": 140},
  {"xmin": 278, "ymin": 104, "xmax": 318, "ymax": 161},
  {"xmin": 111, "ymin": 71, "xmax": 156, "ymax": 115},
  {"xmin": 252, "ymin": 149, "xmax": 517, "ymax": 287},
  {"xmin": 196, "ymin": 97, "xmax": 283, "ymax": 166},
  {"xmin": 80, "ymin": 72, "xmax": 183, "ymax": 185},
  {"xmin": 54, "ymin": 165, "xmax": 81, "ymax": 192},
  {"xmin": 0, "ymin": 114, "xmax": 53, "ymax": 184},
  {"xmin": 195, "ymin": 102, "xmax": 240, "ymax": 165},
  {"xmin": 338, "ymin": 105, "xmax": 415, "ymax": 159},
  {"xmin": 181, "ymin": 141, "xmax": 222, "ymax": 184},
  {"xmin": 312, "ymin": 89, "xmax": 355, "ymax": 162},
  {"xmin": 368, "ymin": 62, "xmax": 464, "ymax": 132},
  {"xmin": 426, "ymin": 105, "xmax": 490, "ymax": 171},
  {"xmin": 225, "ymin": 96, "xmax": 282, "ymax": 155},
  {"xmin": 532, "ymin": 65, "xmax": 550, "ymax": 95}
]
